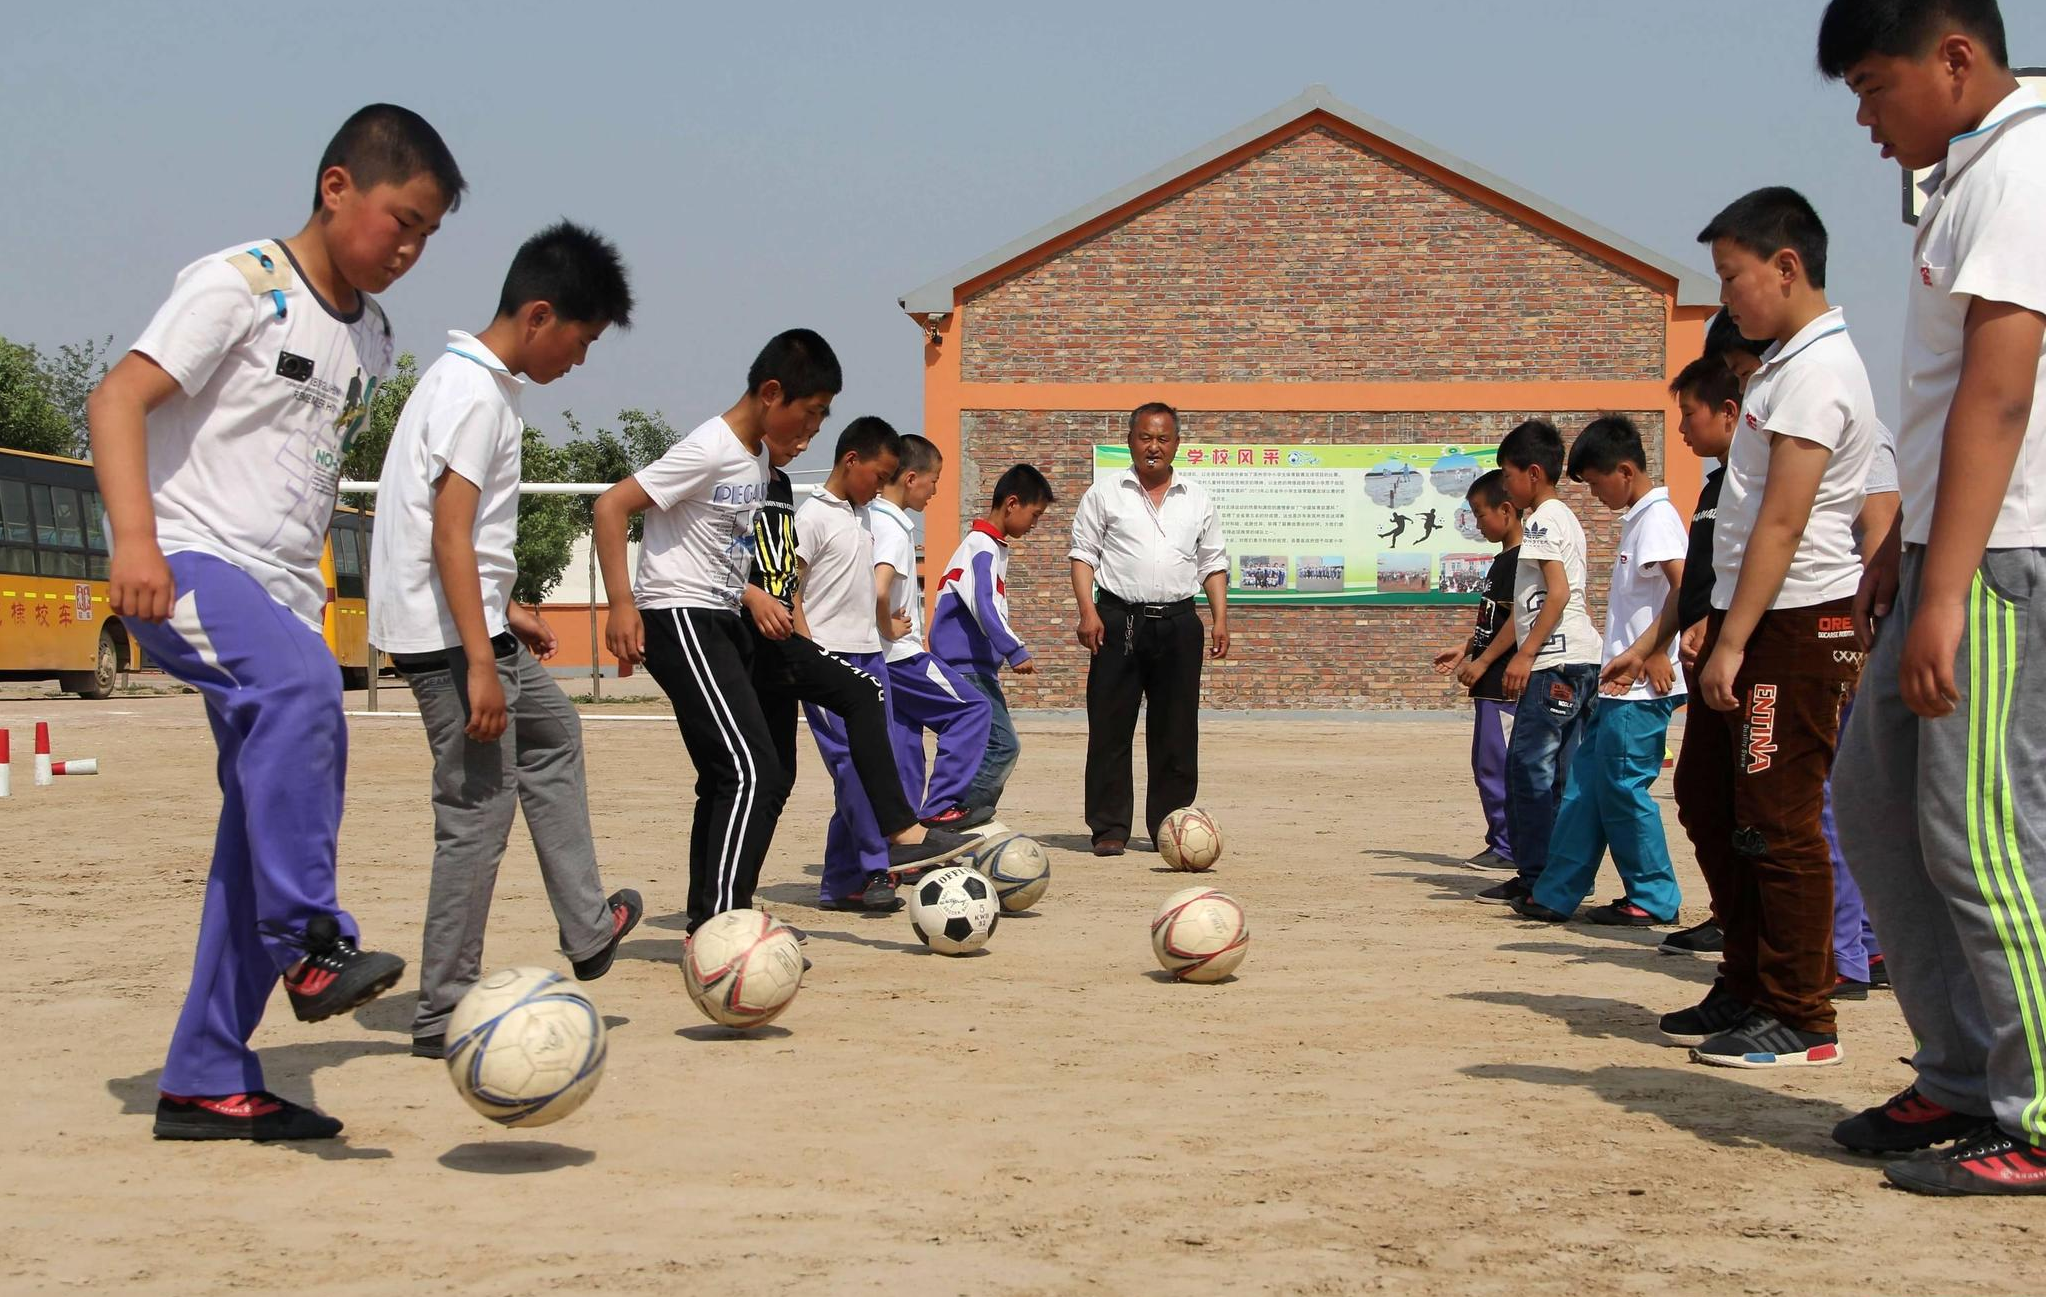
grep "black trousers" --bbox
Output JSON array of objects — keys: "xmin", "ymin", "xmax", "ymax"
[
  {"xmin": 640, "ymin": 608, "xmax": 792, "ymax": 932},
  {"xmin": 1084, "ymin": 595, "xmax": 1204, "ymax": 844},
  {"xmin": 749, "ymin": 626, "xmax": 919, "ymax": 837}
]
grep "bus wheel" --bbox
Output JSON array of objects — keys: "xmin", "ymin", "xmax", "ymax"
[{"xmin": 63, "ymin": 627, "xmax": 120, "ymax": 700}]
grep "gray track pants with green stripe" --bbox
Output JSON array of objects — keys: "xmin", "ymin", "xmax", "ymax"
[{"xmin": 1835, "ymin": 547, "xmax": 2046, "ymax": 1142}]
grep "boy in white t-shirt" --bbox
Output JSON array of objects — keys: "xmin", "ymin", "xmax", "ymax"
[
  {"xmin": 870, "ymin": 435, "xmax": 994, "ymax": 828},
  {"xmin": 368, "ymin": 222, "xmax": 642, "ymax": 1059},
  {"xmin": 794, "ymin": 418, "xmax": 915, "ymax": 906},
  {"xmin": 1660, "ymin": 185, "xmax": 1877, "ymax": 1071},
  {"xmin": 1823, "ymin": 0, "xmax": 2046, "ymax": 1192},
  {"xmin": 1516, "ymin": 416, "xmax": 1688, "ymax": 927},
  {"xmin": 594, "ymin": 331, "xmax": 834, "ymax": 935},
  {"xmin": 1477, "ymin": 419, "xmax": 1603, "ymax": 907},
  {"xmin": 88, "ymin": 106, "xmax": 464, "ymax": 1142}
]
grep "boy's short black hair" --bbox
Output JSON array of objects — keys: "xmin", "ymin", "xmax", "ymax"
[
  {"xmin": 991, "ymin": 463, "xmax": 1055, "ymax": 510},
  {"xmin": 1818, "ymin": 0, "xmax": 2008, "ymax": 79},
  {"xmin": 1703, "ymin": 309, "xmax": 1770, "ymax": 362},
  {"xmin": 1567, "ymin": 415, "xmax": 1649, "ymax": 480},
  {"xmin": 1498, "ymin": 419, "xmax": 1565, "ymax": 485},
  {"xmin": 496, "ymin": 221, "xmax": 633, "ymax": 327},
  {"xmin": 1670, "ymin": 355, "xmax": 1744, "ymax": 410},
  {"xmin": 835, "ymin": 415, "xmax": 903, "ymax": 465},
  {"xmin": 1129, "ymin": 401, "xmax": 1179, "ymax": 433},
  {"xmin": 748, "ymin": 329, "xmax": 842, "ymax": 402},
  {"xmin": 1466, "ymin": 468, "xmax": 1511, "ymax": 511},
  {"xmin": 1698, "ymin": 187, "xmax": 1829, "ymax": 290},
  {"xmin": 313, "ymin": 104, "xmax": 466, "ymax": 215},
  {"xmin": 898, "ymin": 434, "xmax": 942, "ymax": 475}
]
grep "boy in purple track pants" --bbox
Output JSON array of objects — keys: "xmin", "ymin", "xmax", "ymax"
[
  {"xmin": 795, "ymin": 418, "xmax": 913, "ymax": 905},
  {"xmin": 1434, "ymin": 469, "xmax": 1522, "ymax": 871},
  {"xmin": 869, "ymin": 435, "xmax": 994, "ymax": 827},
  {"xmin": 88, "ymin": 106, "xmax": 466, "ymax": 1142}
]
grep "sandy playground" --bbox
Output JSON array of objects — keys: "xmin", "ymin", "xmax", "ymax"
[{"xmin": 1, "ymin": 685, "xmax": 2040, "ymax": 1296}]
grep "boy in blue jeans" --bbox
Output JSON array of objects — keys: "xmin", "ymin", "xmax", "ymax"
[
  {"xmin": 1512, "ymin": 416, "xmax": 1687, "ymax": 926},
  {"xmin": 930, "ymin": 464, "xmax": 1055, "ymax": 815},
  {"xmin": 89, "ymin": 105, "xmax": 465, "ymax": 1141},
  {"xmin": 1477, "ymin": 420, "xmax": 1604, "ymax": 907}
]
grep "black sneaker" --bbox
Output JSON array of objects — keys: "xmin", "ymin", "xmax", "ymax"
[
  {"xmin": 1584, "ymin": 899, "xmax": 1671, "ymax": 927},
  {"xmin": 1463, "ymin": 849, "xmax": 1514, "ymax": 872},
  {"xmin": 1885, "ymin": 1125, "xmax": 2046, "ymax": 1196},
  {"xmin": 1658, "ymin": 920, "xmax": 1723, "ymax": 956},
  {"xmin": 778, "ymin": 922, "xmax": 809, "ymax": 945},
  {"xmin": 886, "ymin": 827, "xmax": 974, "ymax": 876},
  {"xmin": 1832, "ymin": 1085, "xmax": 1990, "ymax": 1156},
  {"xmin": 571, "ymin": 889, "xmax": 645, "ymax": 981},
  {"xmin": 1868, "ymin": 954, "xmax": 1890, "ymax": 988},
  {"xmin": 1692, "ymin": 1011, "xmax": 1842, "ymax": 1069},
  {"xmin": 1830, "ymin": 977, "xmax": 1871, "ymax": 1001},
  {"xmin": 921, "ymin": 804, "xmax": 996, "ymax": 831},
  {"xmin": 1659, "ymin": 981, "xmax": 1750, "ymax": 1039},
  {"xmin": 1509, "ymin": 895, "xmax": 1569, "ymax": 923},
  {"xmin": 411, "ymin": 1034, "xmax": 446, "ymax": 1060},
  {"xmin": 1475, "ymin": 877, "xmax": 1531, "ymax": 906},
  {"xmin": 820, "ymin": 879, "xmax": 905, "ymax": 914},
  {"xmin": 153, "ymin": 1091, "xmax": 342, "ymax": 1141},
  {"xmin": 282, "ymin": 916, "xmax": 405, "ymax": 1023}
]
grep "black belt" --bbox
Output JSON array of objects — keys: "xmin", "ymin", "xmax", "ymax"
[
  {"xmin": 392, "ymin": 631, "xmax": 519, "ymax": 673},
  {"xmin": 1099, "ymin": 590, "xmax": 1196, "ymax": 619}
]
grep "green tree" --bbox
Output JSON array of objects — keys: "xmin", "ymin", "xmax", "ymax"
[
  {"xmin": 0, "ymin": 338, "xmax": 73, "ymax": 457},
  {"xmin": 38, "ymin": 335, "xmax": 114, "ymax": 456},
  {"xmin": 342, "ymin": 352, "xmax": 420, "ymax": 510},
  {"xmin": 512, "ymin": 427, "xmax": 585, "ymax": 602}
]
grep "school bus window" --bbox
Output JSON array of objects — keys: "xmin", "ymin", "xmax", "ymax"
[
  {"xmin": 49, "ymin": 486, "xmax": 84, "ymax": 548},
  {"xmin": 0, "ymin": 479, "xmax": 29, "ymax": 544},
  {"xmin": 89, "ymin": 554, "xmax": 109, "ymax": 580},
  {"xmin": 29, "ymin": 483, "xmax": 56, "ymax": 545},
  {"xmin": 39, "ymin": 550, "xmax": 87, "ymax": 579},
  {"xmin": 83, "ymin": 491, "xmax": 107, "ymax": 552},
  {"xmin": 0, "ymin": 545, "xmax": 32, "ymax": 576}
]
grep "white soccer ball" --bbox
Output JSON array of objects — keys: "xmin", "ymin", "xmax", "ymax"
[
  {"xmin": 1158, "ymin": 806, "xmax": 1224, "ymax": 872},
  {"xmin": 1151, "ymin": 887, "xmax": 1249, "ymax": 983},
  {"xmin": 683, "ymin": 908, "xmax": 806, "ymax": 1029},
  {"xmin": 445, "ymin": 967, "xmax": 606, "ymax": 1128},
  {"xmin": 909, "ymin": 865, "xmax": 1001, "ymax": 955},
  {"xmin": 971, "ymin": 833, "xmax": 1051, "ymax": 912}
]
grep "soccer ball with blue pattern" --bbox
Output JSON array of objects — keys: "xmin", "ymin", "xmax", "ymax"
[
  {"xmin": 970, "ymin": 832, "xmax": 1052, "ymax": 912},
  {"xmin": 909, "ymin": 865, "xmax": 1001, "ymax": 955},
  {"xmin": 445, "ymin": 967, "xmax": 606, "ymax": 1128}
]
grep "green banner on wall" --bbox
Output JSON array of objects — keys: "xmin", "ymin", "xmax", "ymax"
[{"xmin": 1091, "ymin": 443, "xmax": 1501, "ymax": 605}]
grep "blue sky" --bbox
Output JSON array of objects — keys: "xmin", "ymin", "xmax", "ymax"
[{"xmin": 5, "ymin": 0, "xmax": 2041, "ymax": 471}]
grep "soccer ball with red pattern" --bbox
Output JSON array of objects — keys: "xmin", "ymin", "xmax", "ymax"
[
  {"xmin": 1158, "ymin": 807, "xmax": 1223, "ymax": 871},
  {"xmin": 1151, "ymin": 887, "xmax": 1248, "ymax": 983},
  {"xmin": 684, "ymin": 909, "xmax": 806, "ymax": 1029}
]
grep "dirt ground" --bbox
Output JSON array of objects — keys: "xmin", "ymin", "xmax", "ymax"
[{"xmin": 1, "ymin": 687, "xmax": 2039, "ymax": 1296}]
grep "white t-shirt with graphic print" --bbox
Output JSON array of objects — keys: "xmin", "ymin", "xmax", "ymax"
[
  {"xmin": 1512, "ymin": 497, "xmax": 1601, "ymax": 670},
  {"xmin": 130, "ymin": 239, "xmax": 394, "ymax": 630},
  {"xmin": 632, "ymin": 415, "xmax": 771, "ymax": 612}
]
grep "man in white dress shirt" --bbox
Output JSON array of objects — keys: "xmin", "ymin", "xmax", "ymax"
[{"xmin": 1069, "ymin": 403, "xmax": 1230, "ymax": 855}]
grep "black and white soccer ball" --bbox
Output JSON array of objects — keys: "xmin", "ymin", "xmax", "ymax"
[{"xmin": 908, "ymin": 864, "xmax": 1000, "ymax": 955}]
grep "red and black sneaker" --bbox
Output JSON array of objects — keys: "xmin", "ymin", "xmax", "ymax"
[
  {"xmin": 282, "ymin": 915, "xmax": 405, "ymax": 1023},
  {"xmin": 1584, "ymin": 899, "xmax": 1673, "ymax": 927},
  {"xmin": 1885, "ymin": 1125, "xmax": 2046, "ymax": 1196},
  {"xmin": 1868, "ymin": 954, "xmax": 1891, "ymax": 989},
  {"xmin": 153, "ymin": 1091, "xmax": 342, "ymax": 1141},
  {"xmin": 571, "ymin": 889, "xmax": 645, "ymax": 981},
  {"xmin": 1832, "ymin": 1084, "xmax": 1990, "ymax": 1155},
  {"xmin": 920, "ymin": 804, "xmax": 995, "ymax": 832}
]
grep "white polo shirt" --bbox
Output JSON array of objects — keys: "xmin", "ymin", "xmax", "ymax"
[
  {"xmin": 868, "ymin": 497, "xmax": 924, "ymax": 663},
  {"xmin": 368, "ymin": 333, "xmax": 526, "ymax": 654},
  {"xmin": 1068, "ymin": 469, "xmax": 1228, "ymax": 604},
  {"xmin": 632, "ymin": 416, "xmax": 770, "ymax": 611},
  {"xmin": 1712, "ymin": 308, "xmax": 1878, "ymax": 611},
  {"xmin": 1901, "ymin": 87, "xmax": 2046, "ymax": 549},
  {"xmin": 795, "ymin": 486, "xmax": 883, "ymax": 655},
  {"xmin": 1604, "ymin": 487, "xmax": 1688, "ymax": 700}
]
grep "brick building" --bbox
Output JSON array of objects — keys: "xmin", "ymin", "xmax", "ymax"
[{"xmin": 901, "ymin": 86, "xmax": 1719, "ymax": 710}]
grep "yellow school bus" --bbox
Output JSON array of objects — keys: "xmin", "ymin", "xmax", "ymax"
[{"xmin": 0, "ymin": 448, "xmax": 376, "ymax": 696}]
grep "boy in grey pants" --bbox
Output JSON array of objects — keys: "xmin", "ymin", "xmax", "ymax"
[
  {"xmin": 368, "ymin": 222, "xmax": 642, "ymax": 1058},
  {"xmin": 1821, "ymin": 0, "xmax": 2046, "ymax": 1195}
]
